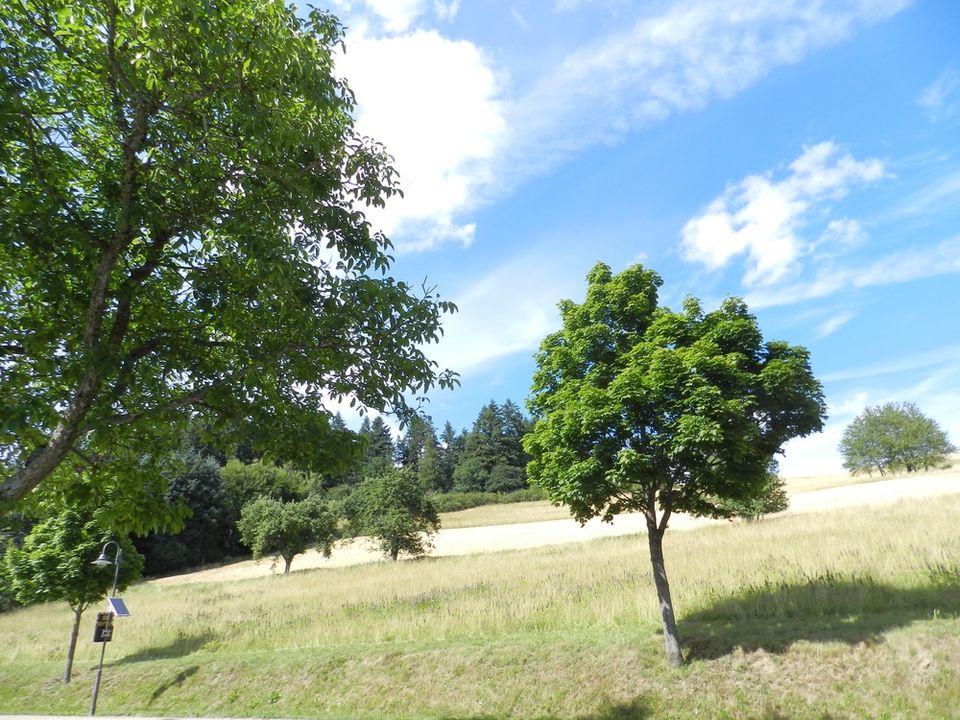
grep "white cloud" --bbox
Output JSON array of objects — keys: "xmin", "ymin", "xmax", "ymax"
[
  {"xmin": 433, "ymin": 0, "xmax": 461, "ymax": 21},
  {"xmin": 816, "ymin": 310, "xmax": 856, "ymax": 338},
  {"xmin": 332, "ymin": 1, "xmax": 908, "ymax": 254},
  {"xmin": 918, "ymin": 67, "xmax": 960, "ymax": 123},
  {"xmin": 336, "ymin": 29, "xmax": 506, "ymax": 252},
  {"xmin": 505, "ymin": 1, "xmax": 909, "ymax": 181},
  {"xmin": 821, "ymin": 343, "xmax": 960, "ymax": 383},
  {"xmin": 680, "ymin": 142, "xmax": 885, "ymax": 286},
  {"xmin": 746, "ymin": 235, "xmax": 960, "ymax": 308}
]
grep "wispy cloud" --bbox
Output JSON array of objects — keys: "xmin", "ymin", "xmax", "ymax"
[
  {"xmin": 504, "ymin": 1, "xmax": 909, "ymax": 181},
  {"xmin": 746, "ymin": 235, "xmax": 960, "ymax": 308},
  {"xmin": 918, "ymin": 67, "xmax": 960, "ymax": 123},
  {"xmin": 680, "ymin": 142, "xmax": 885, "ymax": 286},
  {"xmin": 821, "ymin": 342, "xmax": 960, "ymax": 383},
  {"xmin": 816, "ymin": 311, "xmax": 856, "ymax": 338},
  {"xmin": 428, "ymin": 252, "xmax": 587, "ymax": 376}
]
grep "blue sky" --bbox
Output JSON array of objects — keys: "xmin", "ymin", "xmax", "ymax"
[{"xmin": 324, "ymin": 0, "xmax": 960, "ymax": 476}]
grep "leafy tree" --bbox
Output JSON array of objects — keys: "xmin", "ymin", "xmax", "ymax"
[
  {"xmin": 0, "ymin": 0, "xmax": 456, "ymax": 508},
  {"xmin": 345, "ymin": 469, "xmax": 440, "ymax": 561},
  {"xmin": 524, "ymin": 263, "xmax": 825, "ymax": 667},
  {"xmin": 453, "ymin": 400, "xmax": 532, "ymax": 492},
  {"xmin": 840, "ymin": 402, "xmax": 955, "ymax": 477},
  {"xmin": 219, "ymin": 459, "xmax": 308, "ymax": 519},
  {"xmin": 713, "ymin": 463, "xmax": 789, "ymax": 521},
  {"xmin": 236, "ymin": 495, "xmax": 336, "ymax": 575},
  {"xmin": 3, "ymin": 511, "xmax": 143, "ymax": 682},
  {"xmin": 136, "ymin": 449, "xmax": 235, "ymax": 575}
]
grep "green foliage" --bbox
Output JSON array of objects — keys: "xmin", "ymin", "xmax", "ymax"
[
  {"xmin": 219, "ymin": 459, "xmax": 308, "ymax": 519},
  {"xmin": 428, "ymin": 486, "xmax": 547, "ymax": 514},
  {"xmin": 525, "ymin": 262, "xmax": 825, "ymax": 523},
  {"xmin": 358, "ymin": 417, "xmax": 398, "ymax": 477},
  {"xmin": 137, "ymin": 449, "xmax": 236, "ymax": 575},
  {"xmin": 346, "ymin": 469, "xmax": 439, "ymax": 561},
  {"xmin": 3, "ymin": 510, "xmax": 143, "ymax": 611},
  {"xmin": 524, "ymin": 262, "xmax": 825, "ymax": 665},
  {"xmin": 0, "ymin": 0, "xmax": 456, "ymax": 508},
  {"xmin": 236, "ymin": 495, "xmax": 336, "ymax": 574},
  {"xmin": 839, "ymin": 402, "xmax": 955, "ymax": 477},
  {"xmin": 451, "ymin": 400, "xmax": 532, "ymax": 493},
  {"xmin": 714, "ymin": 469, "xmax": 789, "ymax": 521}
]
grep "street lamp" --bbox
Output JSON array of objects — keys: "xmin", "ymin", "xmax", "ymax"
[{"xmin": 89, "ymin": 541, "xmax": 122, "ymax": 716}]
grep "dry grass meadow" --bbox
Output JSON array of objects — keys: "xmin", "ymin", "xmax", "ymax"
[{"xmin": 1, "ymin": 468, "xmax": 959, "ymax": 719}]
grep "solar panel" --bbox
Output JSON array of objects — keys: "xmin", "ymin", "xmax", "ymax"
[{"xmin": 107, "ymin": 597, "xmax": 131, "ymax": 616}]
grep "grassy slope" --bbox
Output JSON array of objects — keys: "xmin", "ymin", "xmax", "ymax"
[{"xmin": 2, "ymin": 494, "xmax": 959, "ymax": 719}]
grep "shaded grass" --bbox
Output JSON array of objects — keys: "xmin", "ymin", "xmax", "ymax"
[{"xmin": 1, "ymin": 495, "xmax": 959, "ymax": 718}]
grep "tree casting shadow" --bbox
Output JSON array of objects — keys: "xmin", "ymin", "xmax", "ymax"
[
  {"xmin": 111, "ymin": 630, "xmax": 217, "ymax": 665},
  {"xmin": 682, "ymin": 572, "xmax": 960, "ymax": 661},
  {"xmin": 148, "ymin": 664, "xmax": 199, "ymax": 703}
]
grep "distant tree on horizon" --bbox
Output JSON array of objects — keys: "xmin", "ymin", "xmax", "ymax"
[{"xmin": 840, "ymin": 402, "xmax": 954, "ymax": 477}]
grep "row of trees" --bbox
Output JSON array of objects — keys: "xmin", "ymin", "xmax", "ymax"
[{"xmin": 341, "ymin": 400, "xmax": 533, "ymax": 494}]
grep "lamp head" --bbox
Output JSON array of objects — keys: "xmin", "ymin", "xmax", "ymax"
[{"xmin": 92, "ymin": 550, "xmax": 113, "ymax": 566}]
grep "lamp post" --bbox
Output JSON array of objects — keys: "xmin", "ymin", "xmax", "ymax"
[{"xmin": 89, "ymin": 541, "xmax": 122, "ymax": 716}]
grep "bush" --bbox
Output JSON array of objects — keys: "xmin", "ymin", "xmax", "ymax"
[{"xmin": 428, "ymin": 486, "xmax": 547, "ymax": 513}]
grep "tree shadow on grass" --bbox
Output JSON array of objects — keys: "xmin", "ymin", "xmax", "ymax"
[
  {"xmin": 147, "ymin": 664, "xmax": 199, "ymax": 703},
  {"xmin": 437, "ymin": 697, "xmax": 653, "ymax": 720},
  {"xmin": 681, "ymin": 570, "xmax": 960, "ymax": 661},
  {"xmin": 110, "ymin": 630, "xmax": 217, "ymax": 665}
]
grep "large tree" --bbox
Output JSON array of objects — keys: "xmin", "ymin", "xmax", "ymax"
[
  {"xmin": 839, "ymin": 402, "xmax": 954, "ymax": 477},
  {"xmin": 3, "ymin": 511, "xmax": 143, "ymax": 682},
  {"xmin": 524, "ymin": 263, "xmax": 825, "ymax": 667},
  {"xmin": 0, "ymin": 0, "xmax": 456, "ymax": 507}
]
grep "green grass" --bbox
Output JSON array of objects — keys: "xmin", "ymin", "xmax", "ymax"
[{"xmin": 2, "ymin": 496, "xmax": 959, "ymax": 719}]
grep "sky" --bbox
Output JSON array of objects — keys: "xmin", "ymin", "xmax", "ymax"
[{"xmin": 322, "ymin": 0, "xmax": 960, "ymax": 477}]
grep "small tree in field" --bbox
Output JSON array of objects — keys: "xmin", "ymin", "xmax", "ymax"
[
  {"xmin": 3, "ymin": 511, "xmax": 143, "ymax": 683},
  {"xmin": 840, "ymin": 402, "xmax": 954, "ymax": 477},
  {"xmin": 524, "ymin": 263, "xmax": 825, "ymax": 667},
  {"xmin": 346, "ymin": 469, "xmax": 440, "ymax": 561},
  {"xmin": 236, "ymin": 496, "xmax": 336, "ymax": 574}
]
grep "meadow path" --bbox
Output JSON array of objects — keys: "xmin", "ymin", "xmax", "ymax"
[{"xmin": 153, "ymin": 471, "xmax": 960, "ymax": 585}]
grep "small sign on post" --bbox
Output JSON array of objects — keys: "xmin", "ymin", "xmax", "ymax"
[{"xmin": 93, "ymin": 612, "xmax": 114, "ymax": 643}]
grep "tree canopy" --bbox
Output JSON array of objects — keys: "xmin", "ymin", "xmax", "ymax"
[
  {"xmin": 236, "ymin": 495, "xmax": 336, "ymax": 574},
  {"xmin": 0, "ymin": 0, "xmax": 456, "ymax": 509},
  {"xmin": 345, "ymin": 468, "xmax": 439, "ymax": 561},
  {"xmin": 839, "ymin": 402, "xmax": 954, "ymax": 476},
  {"xmin": 524, "ymin": 262, "xmax": 825, "ymax": 666}
]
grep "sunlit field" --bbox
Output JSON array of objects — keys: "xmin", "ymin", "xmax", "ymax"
[{"xmin": 1, "ymin": 491, "xmax": 958, "ymax": 719}]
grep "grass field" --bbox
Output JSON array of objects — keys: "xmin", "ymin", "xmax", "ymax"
[{"xmin": 1, "ymin": 491, "xmax": 959, "ymax": 719}]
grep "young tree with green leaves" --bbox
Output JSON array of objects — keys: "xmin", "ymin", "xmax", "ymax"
[
  {"xmin": 524, "ymin": 263, "xmax": 825, "ymax": 667},
  {"xmin": 345, "ymin": 469, "xmax": 440, "ymax": 561},
  {"xmin": 3, "ymin": 511, "xmax": 143, "ymax": 682},
  {"xmin": 236, "ymin": 495, "xmax": 336, "ymax": 575},
  {"xmin": 0, "ymin": 0, "xmax": 456, "ymax": 508},
  {"xmin": 840, "ymin": 402, "xmax": 954, "ymax": 476}
]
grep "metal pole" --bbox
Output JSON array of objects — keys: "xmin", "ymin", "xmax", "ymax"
[
  {"xmin": 89, "ymin": 640, "xmax": 108, "ymax": 716},
  {"xmin": 89, "ymin": 541, "xmax": 121, "ymax": 717}
]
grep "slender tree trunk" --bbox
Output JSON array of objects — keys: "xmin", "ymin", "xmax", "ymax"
[
  {"xmin": 63, "ymin": 606, "xmax": 84, "ymax": 684},
  {"xmin": 283, "ymin": 556, "xmax": 292, "ymax": 574},
  {"xmin": 645, "ymin": 521, "xmax": 683, "ymax": 667},
  {"xmin": 390, "ymin": 545, "xmax": 399, "ymax": 561}
]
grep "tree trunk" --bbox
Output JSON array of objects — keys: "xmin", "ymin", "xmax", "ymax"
[
  {"xmin": 390, "ymin": 545, "xmax": 399, "ymax": 561},
  {"xmin": 646, "ymin": 522, "xmax": 683, "ymax": 667},
  {"xmin": 63, "ymin": 606, "xmax": 84, "ymax": 684},
  {"xmin": 282, "ymin": 556, "xmax": 292, "ymax": 574}
]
